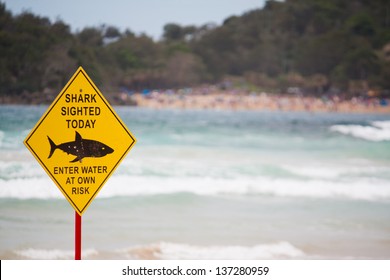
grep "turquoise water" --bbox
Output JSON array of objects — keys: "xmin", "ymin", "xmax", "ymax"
[{"xmin": 1, "ymin": 105, "xmax": 390, "ymax": 259}]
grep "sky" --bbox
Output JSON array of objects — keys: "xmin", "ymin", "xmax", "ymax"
[{"xmin": 2, "ymin": 0, "xmax": 266, "ymax": 40}]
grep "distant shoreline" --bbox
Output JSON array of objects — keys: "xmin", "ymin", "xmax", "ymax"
[
  {"xmin": 2, "ymin": 91, "xmax": 390, "ymax": 114},
  {"xmin": 130, "ymin": 91, "xmax": 390, "ymax": 114}
]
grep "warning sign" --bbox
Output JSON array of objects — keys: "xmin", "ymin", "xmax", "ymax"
[{"xmin": 24, "ymin": 67, "xmax": 136, "ymax": 215}]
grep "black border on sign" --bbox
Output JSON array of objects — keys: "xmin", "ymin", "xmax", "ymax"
[{"xmin": 24, "ymin": 68, "xmax": 136, "ymax": 215}]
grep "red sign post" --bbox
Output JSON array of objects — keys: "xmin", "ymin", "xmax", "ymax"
[{"xmin": 75, "ymin": 212, "xmax": 82, "ymax": 260}]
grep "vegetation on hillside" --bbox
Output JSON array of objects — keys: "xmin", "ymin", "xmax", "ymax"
[{"xmin": 1, "ymin": 0, "xmax": 390, "ymax": 102}]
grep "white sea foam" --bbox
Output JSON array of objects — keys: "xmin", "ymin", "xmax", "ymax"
[
  {"xmin": 372, "ymin": 120, "xmax": 390, "ymax": 129},
  {"xmin": 0, "ymin": 177, "xmax": 62, "ymax": 199},
  {"xmin": 1, "ymin": 174, "xmax": 389, "ymax": 201},
  {"xmin": 13, "ymin": 242, "xmax": 304, "ymax": 260},
  {"xmin": 155, "ymin": 241, "xmax": 305, "ymax": 259},
  {"xmin": 15, "ymin": 248, "xmax": 98, "ymax": 259},
  {"xmin": 73, "ymin": 175, "xmax": 390, "ymax": 201},
  {"xmin": 121, "ymin": 241, "xmax": 305, "ymax": 260},
  {"xmin": 330, "ymin": 120, "xmax": 390, "ymax": 141}
]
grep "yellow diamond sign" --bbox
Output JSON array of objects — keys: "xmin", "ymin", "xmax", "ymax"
[{"xmin": 24, "ymin": 67, "xmax": 136, "ymax": 215}]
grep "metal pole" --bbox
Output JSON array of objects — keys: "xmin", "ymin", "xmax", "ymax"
[{"xmin": 75, "ymin": 211, "xmax": 82, "ymax": 260}]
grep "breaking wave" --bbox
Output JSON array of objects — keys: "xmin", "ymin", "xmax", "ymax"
[
  {"xmin": 10, "ymin": 241, "xmax": 305, "ymax": 260},
  {"xmin": 330, "ymin": 120, "xmax": 390, "ymax": 141},
  {"xmin": 1, "ymin": 174, "xmax": 389, "ymax": 201},
  {"xmin": 125, "ymin": 241, "xmax": 305, "ymax": 260},
  {"xmin": 13, "ymin": 248, "xmax": 98, "ymax": 260}
]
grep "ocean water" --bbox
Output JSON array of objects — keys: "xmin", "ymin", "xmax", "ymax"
[{"xmin": 0, "ymin": 105, "xmax": 390, "ymax": 259}]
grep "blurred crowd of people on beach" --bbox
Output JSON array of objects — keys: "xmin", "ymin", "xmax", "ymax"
[{"xmin": 116, "ymin": 85, "xmax": 390, "ymax": 114}]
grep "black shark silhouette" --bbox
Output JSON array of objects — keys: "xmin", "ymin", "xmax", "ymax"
[{"xmin": 47, "ymin": 131, "xmax": 114, "ymax": 163}]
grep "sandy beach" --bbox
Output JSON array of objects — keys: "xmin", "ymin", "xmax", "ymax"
[{"xmin": 127, "ymin": 89, "xmax": 390, "ymax": 114}]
